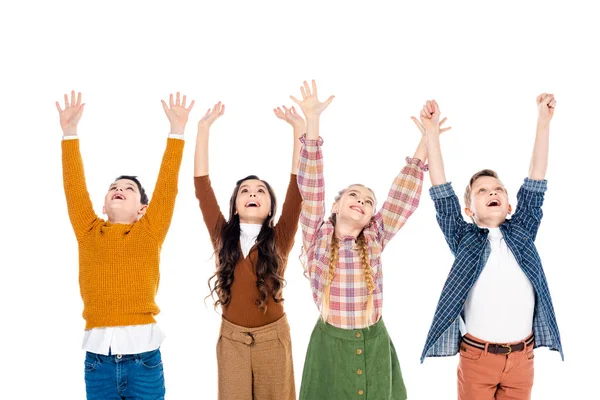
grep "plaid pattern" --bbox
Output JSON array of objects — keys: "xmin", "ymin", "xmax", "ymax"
[
  {"xmin": 297, "ymin": 135, "xmax": 424, "ymax": 329},
  {"xmin": 420, "ymin": 179, "xmax": 563, "ymax": 362}
]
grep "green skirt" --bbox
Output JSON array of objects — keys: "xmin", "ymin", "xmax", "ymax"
[{"xmin": 299, "ymin": 318, "xmax": 407, "ymax": 400}]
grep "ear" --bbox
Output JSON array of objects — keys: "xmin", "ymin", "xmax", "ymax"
[
  {"xmin": 138, "ymin": 205, "xmax": 148, "ymax": 216},
  {"xmin": 102, "ymin": 205, "xmax": 106, "ymax": 215},
  {"xmin": 508, "ymin": 204, "xmax": 513, "ymax": 215},
  {"xmin": 332, "ymin": 202, "xmax": 339, "ymax": 214},
  {"xmin": 464, "ymin": 207, "xmax": 474, "ymax": 217}
]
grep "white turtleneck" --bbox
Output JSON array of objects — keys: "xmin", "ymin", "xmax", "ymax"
[{"xmin": 240, "ymin": 223, "xmax": 262, "ymax": 257}]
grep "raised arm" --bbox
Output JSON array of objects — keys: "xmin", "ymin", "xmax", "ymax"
[
  {"xmin": 141, "ymin": 92, "xmax": 192, "ymax": 243},
  {"xmin": 292, "ymin": 80, "xmax": 334, "ymax": 248},
  {"xmin": 419, "ymin": 99, "xmax": 448, "ymax": 186},
  {"xmin": 273, "ymin": 105, "xmax": 305, "ymax": 253},
  {"xmin": 274, "ymin": 105, "xmax": 305, "ymax": 174},
  {"xmin": 193, "ymin": 102, "xmax": 226, "ymax": 246},
  {"xmin": 194, "ymin": 102, "xmax": 224, "ymax": 177},
  {"xmin": 511, "ymin": 94, "xmax": 555, "ymax": 240},
  {"xmin": 58, "ymin": 91, "xmax": 98, "ymax": 240},
  {"xmin": 416, "ymin": 100, "xmax": 468, "ymax": 254},
  {"xmin": 529, "ymin": 93, "xmax": 555, "ymax": 180}
]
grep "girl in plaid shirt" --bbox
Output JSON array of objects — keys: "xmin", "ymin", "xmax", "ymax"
[{"xmin": 292, "ymin": 81, "xmax": 442, "ymax": 400}]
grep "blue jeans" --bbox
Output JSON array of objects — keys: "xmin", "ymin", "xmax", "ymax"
[{"xmin": 84, "ymin": 348, "xmax": 165, "ymax": 400}]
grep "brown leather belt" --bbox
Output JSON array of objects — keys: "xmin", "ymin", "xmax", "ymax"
[{"xmin": 462, "ymin": 333, "xmax": 534, "ymax": 355}]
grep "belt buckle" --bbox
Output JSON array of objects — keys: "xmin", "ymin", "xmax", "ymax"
[{"xmin": 501, "ymin": 344, "xmax": 512, "ymax": 355}]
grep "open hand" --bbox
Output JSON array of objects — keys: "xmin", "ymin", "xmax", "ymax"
[
  {"xmin": 161, "ymin": 92, "xmax": 195, "ymax": 134},
  {"xmin": 290, "ymin": 80, "xmax": 334, "ymax": 118},
  {"xmin": 55, "ymin": 90, "xmax": 85, "ymax": 136},
  {"xmin": 274, "ymin": 105, "xmax": 305, "ymax": 131},
  {"xmin": 198, "ymin": 101, "xmax": 225, "ymax": 130}
]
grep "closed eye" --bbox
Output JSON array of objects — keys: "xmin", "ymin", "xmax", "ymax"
[
  {"xmin": 349, "ymin": 192, "xmax": 356, "ymax": 197},
  {"xmin": 478, "ymin": 188, "xmax": 486, "ymax": 193},
  {"xmin": 366, "ymin": 200, "xmax": 373, "ymax": 205},
  {"xmin": 258, "ymin": 189, "xmax": 265, "ymax": 193},
  {"xmin": 241, "ymin": 189, "xmax": 248, "ymax": 193},
  {"xmin": 126, "ymin": 187, "xmax": 134, "ymax": 191},
  {"xmin": 496, "ymin": 187, "xmax": 504, "ymax": 192}
]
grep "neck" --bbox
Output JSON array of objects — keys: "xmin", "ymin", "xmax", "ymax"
[
  {"xmin": 334, "ymin": 220, "xmax": 364, "ymax": 238},
  {"xmin": 239, "ymin": 217, "xmax": 266, "ymax": 224},
  {"xmin": 473, "ymin": 216, "xmax": 504, "ymax": 228},
  {"xmin": 107, "ymin": 212, "xmax": 139, "ymax": 224}
]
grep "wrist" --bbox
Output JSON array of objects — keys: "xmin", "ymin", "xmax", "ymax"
[
  {"xmin": 536, "ymin": 119, "xmax": 550, "ymax": 129},
  {"xmin": 170, "ymin": 124, "xmax": 186, "ymax": 135},
  {"xmin": 62, "ymin": 128, "xmax": 78, "ymax": 136}
]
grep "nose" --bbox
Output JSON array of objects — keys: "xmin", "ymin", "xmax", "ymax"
[
  {"xmin": 116, "ymin": 187, "xmax": 123, "ymax": 192},
  {"xmin": 250, "ymin": 193, "xmax": 256, "ymax": 197},
  {"xmin": 357, "ymin": 199, "xmax": 364, "ymax": 205}
]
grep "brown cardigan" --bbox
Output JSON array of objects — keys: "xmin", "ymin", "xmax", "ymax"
[{"xmin": 194, "ymin": 174, "xmax": 302, "ymax": 327}]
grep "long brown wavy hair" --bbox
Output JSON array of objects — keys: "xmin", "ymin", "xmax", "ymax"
[{"xmin": 207, "ymin": 175, "xmax": 284, "ymax": 313}]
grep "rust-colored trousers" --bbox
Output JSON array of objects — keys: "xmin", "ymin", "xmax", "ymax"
[
  {"xmin": 216, "ymin": 314, "xmax": 295, "ymax": 400},
  {"xmin": 458, "ymin": 333, "xmax": 535, "ymax": 400}
]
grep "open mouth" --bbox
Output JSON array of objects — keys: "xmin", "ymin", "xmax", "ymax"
[
  {"xmin": 350, "ymin": 206, "xmax": 364, "ymax": 215},
  {"xmin": 486, "ymin": 199, "xmax": 501, "ymax": 207},
  {"xmin": 245, "ymin": 201, "xmax": 260, "ymax": 208},
  {"xmin": 112, "ymin": 193, "xmax": 126, "ymax": 200}
]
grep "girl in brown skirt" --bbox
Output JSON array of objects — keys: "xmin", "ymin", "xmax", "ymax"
[
  {"xmin": 193, "ymin": 101, "xmax": 304, "ymax": 400},
  {"xmin": 291, "ymin": 80, "xmax": 437, "ymax": 399}
]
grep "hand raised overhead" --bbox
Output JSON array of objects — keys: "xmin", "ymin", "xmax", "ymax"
[
  {"xmin": 198, "ymin": 101, "xmax": 225, "ymax": 130},
  {"xmin": 290, "ymin": 80, "xmax": 334, "ymax": 118},
  {"xmin": 56, "ymin": 90, "xmax": 85, "ymax": 136},
  {"xmin": 161, "ymin": 92, "xmax": 195, "ymax": 134},
  {"xmin": 274, "ymin": 105, "xmax": 305, "ymax": 131}
]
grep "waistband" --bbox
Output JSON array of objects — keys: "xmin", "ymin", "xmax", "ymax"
[
  {"xmin": 220, "ymin": 314, "xmax": 290, "ymax": 345},
  {"xmin": 316, "ymin": 317, "xmax": 388, "ymax": 341}
]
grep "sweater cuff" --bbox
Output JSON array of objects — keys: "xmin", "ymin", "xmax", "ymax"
[
  {"xmin": 299, "ymin": 134, "xmax": 323, "ymax": 146},
  {"xmin": 429, "ymin": 182, "xmax": 455, "ymax": 200},
  {"xmin": 405, "ymin": 157, "xmax": 429, "ymax": 172},
  {"xmin": 523, "ymin": 177, "xmax": 547, "ymax": 193}
]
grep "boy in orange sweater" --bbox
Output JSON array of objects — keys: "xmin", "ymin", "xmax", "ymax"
[{"xmin": 58, "ymin": 90, "xmax": 193, "ymax": 399}]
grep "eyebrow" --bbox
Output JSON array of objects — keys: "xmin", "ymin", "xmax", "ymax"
[
  {"xmin": 240, "ymin": 184, "xmax": 267, "ymax": 190},
  {"xmin": 110, "ymin": 182, "xmax": 137, "ymax": 190}
]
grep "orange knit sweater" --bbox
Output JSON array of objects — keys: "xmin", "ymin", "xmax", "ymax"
[{"xmin": 62, "ymin": 138, "xmax": 183, "ymax": 330}]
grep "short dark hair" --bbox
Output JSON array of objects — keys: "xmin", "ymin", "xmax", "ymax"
[
  {"xmin": 114, "ymin": 175, "xmax": 149, "ymax": 205},
  {"xmin": 464, "ymin": 169, "xmax": 506, "ymax": 208}
]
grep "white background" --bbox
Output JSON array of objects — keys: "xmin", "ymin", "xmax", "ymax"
[{"xmin": 0, "ymin": 0, "xmax": 597, "ymax": 398}]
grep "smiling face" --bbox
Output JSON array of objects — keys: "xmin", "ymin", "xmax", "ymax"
[
  {"xmin": 234, "ymin": 179, "xmax": 273, "ymax": 224},
  {"xmin": 102, "ymin": 178, "xmax": 147, "ymax": 223},
  {"xmin": 332, "ymin": 185, "xmax": 376, "ymax": 229},
  {"xmin": 465, "ymin": 175, "xmax": 512, "ymax": 227}
]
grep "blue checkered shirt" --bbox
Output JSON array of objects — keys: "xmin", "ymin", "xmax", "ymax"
[{"xmin": 420, "ymin": 178, "xmax": 563, "ymax": 363}]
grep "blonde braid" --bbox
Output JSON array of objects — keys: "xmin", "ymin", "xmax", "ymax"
[
  {"xmin": 357, "ymin": 233, "xmax": 375, "ymax": 326},
  {"xmin": 321, "ymin": 235, "xmax": 339, "ymax": 322}
]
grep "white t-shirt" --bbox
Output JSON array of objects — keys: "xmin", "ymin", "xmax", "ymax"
[{"xmin": 461, "ymin": 227, "xmax": 535, "ymax": 343}]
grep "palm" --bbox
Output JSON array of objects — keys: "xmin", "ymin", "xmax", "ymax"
[
  {"xmin": 55, "ymin": 91, "xmax": 84, "ymax": 135},
  {"xmin": 165, "ymin": 106, "xmax": 190, "ymax": 126},
  {"xmin": 59, "ymin": 107, "xmax": 83, "ymax": 130},
  {"xmin": 161, "ymin": 92, "xmax": 194, "ymax": 128},
  {"xmin": 199, "ymin": 102, "xmax": 225, "ymax": 128},
  {"xmin": 274, "ymin": 106, "xmax": 304, "ymax": 129},
  {"xmin": 290, "ymin": 80, "xmax": 334, "ymax": 118}
]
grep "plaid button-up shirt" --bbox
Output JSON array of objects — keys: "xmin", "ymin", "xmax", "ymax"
[
  {"xmin": 420, "ymin": 179, "xmax": 563, "ymax": 362},
  {"xmin": 297, "ymin": 136, "xmax": 425, "ymax": 329}
]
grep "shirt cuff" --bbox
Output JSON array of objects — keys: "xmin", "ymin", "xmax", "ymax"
[
  {"xmin": 405, "ymin": 157, "xmax": 429, "ymax": 172},
  {"xmin": 299, "ymin": 134, "xmax": 323, "ymax": 146},
  {"xmin": 523, "ymin": 177, "xmax": 547, "ymax": 193},
  {"xmin": 429, "ymin": 182, "xmax": 455, "ymax": 200},
  {"xmin": 62, "ymin": 135, "xmax": 79, "ymax": 141},
  {"xmin": 168, "ymin": 133, "xmax": 184, "ymax": 140}
]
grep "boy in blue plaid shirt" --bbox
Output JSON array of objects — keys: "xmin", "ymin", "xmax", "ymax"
[{"xmin": 417, "ymin": 95, "xmax": 562, "ymax": 400}]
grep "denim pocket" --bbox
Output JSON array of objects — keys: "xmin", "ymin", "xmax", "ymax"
[
  {"xmin": 139, "ymin": 349, "xmax": 163, "ymax": 369},
  {"xmin": 84, "ymin": 353, "xmax": 99, "ymax": 372}
]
